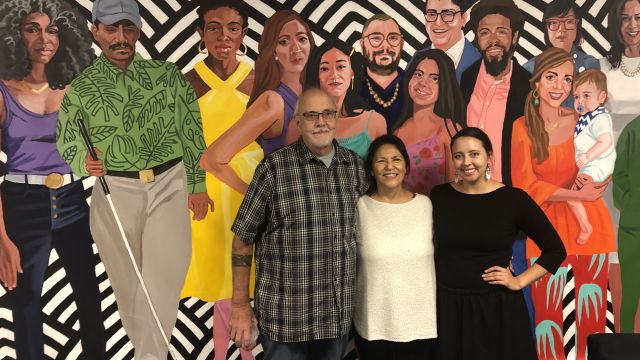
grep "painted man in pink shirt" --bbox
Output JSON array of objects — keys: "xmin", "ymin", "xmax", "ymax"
[{"xmin": 460, "ymin": 0, "xmax": 529, "ymax": 186}]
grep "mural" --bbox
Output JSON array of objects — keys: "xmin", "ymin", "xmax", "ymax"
[{"xmin": 1, "ymin": 0, "xmax": 638, "ymax": 359}]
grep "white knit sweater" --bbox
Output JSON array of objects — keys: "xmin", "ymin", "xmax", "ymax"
[{"xmin": 354, "ymin": 194, "xmax": 437, "ymax": 341}]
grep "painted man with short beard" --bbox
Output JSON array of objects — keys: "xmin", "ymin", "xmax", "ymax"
[
  {"xmin": 359, "ymin": 14, "xmax": 405, "ymax": 131},
  {"xmin": 458, "ymin": 0, "xmax": 536, "ymax": 331},
  {"xmin": 460, "ymin": 0, "xmax": 529, "ymax": 187}
]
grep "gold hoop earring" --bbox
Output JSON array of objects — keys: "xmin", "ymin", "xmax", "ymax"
[
  {"xmin": 198, "ymin": 40, "xmax": 207, "ymax": 54},
  {"xmin": 237, "ymin": 43, "xmax": 248, "ymax": 57}
]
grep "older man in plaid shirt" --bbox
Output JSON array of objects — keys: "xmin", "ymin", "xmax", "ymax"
[{"xmin": 227, "ymin": 87, "xmax": 368, "ymax": 359}]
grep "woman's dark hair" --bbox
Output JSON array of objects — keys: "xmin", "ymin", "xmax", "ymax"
[
  {"xmin": 365, "ymin": 134, "xmax": 411, "ymax": 195},
  {"xmin": 393, "ymin": 48, "xmax": 466, "ymax": 135},
  {"xmin": 305, "ymin": 38, "xmax": 371, "ymax": 117},
  {"xmin": 450, "ymin": 127, "xmax": 494, "ymax": 156},
  {"xmin": 196, "ymin": 0, "xmax": 249, "ymax": 29},
  {"xmin": 0, "ymin": 0, "xmax": 95, "ymax": 89},
  {"xmin": 248, "ymin": 10, "xmax": 315, "ymax": 106},
  {"xmin": 606, "ymin": 0, "xmax": 638, "ymax": 68},
  {"xmin": 542, "ymin": 0, "xmax": 584, "ymax": 49}
]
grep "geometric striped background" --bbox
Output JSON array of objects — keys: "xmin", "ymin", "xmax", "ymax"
[{"xmin": 0, "ymin": 0, "xmax": 613, "ymax": 359}]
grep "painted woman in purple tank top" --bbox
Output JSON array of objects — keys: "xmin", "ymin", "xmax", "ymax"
[
  {"xmin": 201, "ymin": 10, "xmax": 315, "ymax": 195},
  {"xmin": 393, "ymin": 49, "xmax": 467, "ymax": 195},
  {"xmin": 0, "ymin": 1, "xmax": 106, "ymax": 359}
]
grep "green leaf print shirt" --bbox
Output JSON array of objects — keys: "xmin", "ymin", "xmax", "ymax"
[{"xmin": 56, "ymin": 53, "xmax": 206, "ymax": 194}]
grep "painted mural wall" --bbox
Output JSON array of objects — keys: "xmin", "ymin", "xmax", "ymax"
[{"xmin": 0, "ymin": 0, "xmax": 638, "ymax": 359}]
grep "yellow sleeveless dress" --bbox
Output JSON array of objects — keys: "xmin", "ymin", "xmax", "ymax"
[{"xmin": 181, "ymin": 61, "xmax": 263, "ymax": 301}]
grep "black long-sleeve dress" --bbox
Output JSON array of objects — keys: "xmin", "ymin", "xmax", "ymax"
[{"xmin": 430, "ymin": 183, "xmax": 566, "ymax": 360}]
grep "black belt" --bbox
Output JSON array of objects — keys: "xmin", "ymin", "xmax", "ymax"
[{"xmin": 106, "ymin": 157, "xmax": 182, "ymax": 179}]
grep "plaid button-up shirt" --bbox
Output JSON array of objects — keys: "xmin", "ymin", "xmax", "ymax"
[{"xmin": 232, "ymin": 139, "xmax": 368, "ymax": 342}]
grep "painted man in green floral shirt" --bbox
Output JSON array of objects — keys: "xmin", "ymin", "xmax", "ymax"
[{"xmin": 56, "ymin": 0, "xmax": 212, "ymax": 358}]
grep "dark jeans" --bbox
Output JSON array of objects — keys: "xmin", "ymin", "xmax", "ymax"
[
  {"xmin": 261, "ymin": 332, "xmax": 349, "ymax": 360},
  {"xmin": 354, "ymin": 330, "xmax": 436, "ymax": 360},
  {"xmin": 1, "ymin": 181, "xmax": 106, "ymax": 360}
]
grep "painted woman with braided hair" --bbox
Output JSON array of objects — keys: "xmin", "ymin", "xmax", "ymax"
[{"xmin": 0, "ymin": 0, "xmax": 105, "ymax": 358}]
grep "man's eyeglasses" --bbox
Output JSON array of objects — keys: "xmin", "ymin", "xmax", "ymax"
[
  {"xmin": 296, "ymin": 110, "xmax": 338, "ymax": 122},
  {"xmin": 545, "ymin": 18, "xmax": 579, "ymax": 31},
  {"xmin": 425, "ymin": 9, "xmax": 462, "ymax": 23},
  {"xmin": 362, "ymin": 32, "xmax": 403, "ymax": 48}
]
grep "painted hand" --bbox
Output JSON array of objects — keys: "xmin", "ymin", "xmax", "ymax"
[
  {"xmin": 577, "ymin": 175, "xmax": 610, "ymax": 201},
  {"xmin": 188, "ymin": 192, "xmax": 214, "ymax": 221},
  {"xmin": 0, "ymin": 235, "xmax": 22, "ymax": 290},
  {"xmin": 84, "ymin": 148, "xmax": 106, "ymax": 177},
  {"xmin": 576, "ymin": 153, "xmax": 588, "ymax": 168}
]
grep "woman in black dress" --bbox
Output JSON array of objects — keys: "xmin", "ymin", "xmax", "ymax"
[{"xmin": 430, "ymin": 127, "xmax": 566, "ymax": 360}]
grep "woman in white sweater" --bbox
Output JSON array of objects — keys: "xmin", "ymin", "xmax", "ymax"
[{"xmin": 354, "ymin": 134, "xmax": 437, "ymax": 359}]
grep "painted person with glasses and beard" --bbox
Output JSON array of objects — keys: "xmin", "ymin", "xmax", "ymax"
[
  {"xmin": 459, "ymin": 0, "xmax": 535, "ymax": 331},
  {"xmin": 409, "ymin": 0, "xmax": 480, "ymax": 82},
  {"xmin": 522, "ymin": 0, "xmax": 600, "ymax": 108},
  {"xmin": 229, "ymin": 87, "xmax": 367, "ymax": 359},
  {"xmin": 358, "ymin": 14, "xmax": 405, "ymax": 130}
]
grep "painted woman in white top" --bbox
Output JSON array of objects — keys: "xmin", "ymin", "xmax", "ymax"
[{"xmin": 354, "ymin": 134, "xmax": 437, "ymax": 360}]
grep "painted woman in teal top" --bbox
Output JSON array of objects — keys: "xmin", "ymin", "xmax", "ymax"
[{"xmin": 287, "ymin": 39, "xmax": 386, "ymax": 157}]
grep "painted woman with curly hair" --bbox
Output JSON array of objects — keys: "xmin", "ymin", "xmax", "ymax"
[{"xmin": 0, "ymin": 0, "xmax": 106, "ymax": 358}]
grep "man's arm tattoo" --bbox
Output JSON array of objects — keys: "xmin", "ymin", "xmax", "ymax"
[{"xmin": 232, "ymin": 254, "xmax": 253, "ymax": 267}]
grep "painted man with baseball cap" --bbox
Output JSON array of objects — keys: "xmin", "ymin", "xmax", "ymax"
[{"xmin": 56, "ymin": 0, "xmax": 212, "ymax": 358}]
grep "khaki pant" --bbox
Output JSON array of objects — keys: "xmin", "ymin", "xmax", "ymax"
[{"xmin": 90, "ymin": 162, "xmax": 191, "ymax": 359}]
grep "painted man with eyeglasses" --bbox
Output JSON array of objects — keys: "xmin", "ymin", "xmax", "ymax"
[
  {"xmin": 409, "ymin": 0, "xmax": 480, "ymax": 82},
  {"xmin": 228, "ymin": 87, "xmax": 367, "ymax": 359},
  {"xmin": 359, "ymin": 14, "xmax": 405, "ymax": 130},
  {"xmin": 522, "ymin": 0, "xmax": 600, "ymax": 108}
]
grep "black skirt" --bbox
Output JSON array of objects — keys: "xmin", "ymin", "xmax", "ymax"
[{"xmin": 436, "ymin": 283, "xmax": 537, "ymax": 360}]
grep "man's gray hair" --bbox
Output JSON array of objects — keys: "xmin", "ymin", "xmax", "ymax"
[{"xmin": 293, "ymin": 87, "xmax": 337, "ymax": 120}]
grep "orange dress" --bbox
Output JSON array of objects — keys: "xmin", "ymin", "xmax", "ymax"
[{"xmin": 511, "ymin": 117, "xmax": 615, "ymax": 257}]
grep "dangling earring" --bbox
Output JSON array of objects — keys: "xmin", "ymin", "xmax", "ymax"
[
  {"xmin": 454, "ymin": 169, "xmax": 460, "ymax": 183},
  {"xmin": 237, "ymin": 43, "xmax": 248, "ymax": 57},
  {"xmin": 198, "ymin": 40, "xmax": 207, "ymax": 54},
  {"xmin": 533, "ymin": 88, "xmax": 539, "ymax": 106},
  {"xmin": 485, "ymin": 163, "xmax": 492, "ymax": 181},
  {"xmin": 351, "ymin": 75, "xmax": 355, "ymax": 91}
]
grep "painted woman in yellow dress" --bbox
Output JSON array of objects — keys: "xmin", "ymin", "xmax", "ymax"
[{"xmin": 181, "ymin": 2, "xmax": 262, "ymax": 358}]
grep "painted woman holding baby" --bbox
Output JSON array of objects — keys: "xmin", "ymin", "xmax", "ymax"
[{"xmin": 511, "ymin": 47, "xmax": 615, "ymax": 360}]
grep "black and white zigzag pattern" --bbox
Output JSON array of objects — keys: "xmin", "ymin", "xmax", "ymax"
[{"xmin": 0, "ymin": 1, "xmax": 615, "ymax": 359}]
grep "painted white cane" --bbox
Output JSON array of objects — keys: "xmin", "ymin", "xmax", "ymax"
[{"xmin": 77, "ymin": 118, "xmax": 179, "ymax": 360}]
